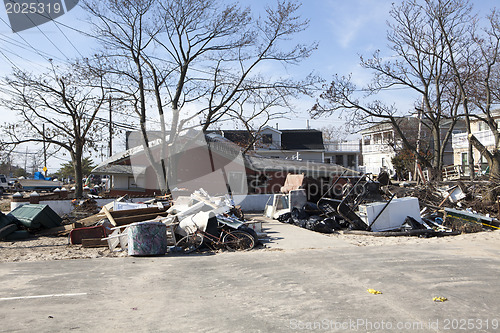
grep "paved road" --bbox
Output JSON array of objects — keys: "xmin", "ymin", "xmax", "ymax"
[{"xmin": 0, "ymin": 222, "xmax": 499, "ymax": 332}]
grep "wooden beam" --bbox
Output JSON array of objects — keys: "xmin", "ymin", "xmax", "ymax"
[
  {"xmin": 82, "ymin": 238, "xmax": 108, "ymax": 248},
  {"xmin": 113, "ymin": 212, "xmax": 169, "ymax": 226},
  {"xmin": 102, "ymin": 206, "xmax": 117, "ymax": 227}
]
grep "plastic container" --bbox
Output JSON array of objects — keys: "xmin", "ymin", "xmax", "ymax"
[
  {"xmin": 9, "ymin": 204, "xmax": 62, "ymax": 229},
  {"xmin": 127, "ymin": 221, "xmax": 167, "ymax": 256}
]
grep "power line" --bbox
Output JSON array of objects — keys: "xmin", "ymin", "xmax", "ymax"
[{"xmin": 0, "ymin": 17, "xmax": 66, "ymax": 64}]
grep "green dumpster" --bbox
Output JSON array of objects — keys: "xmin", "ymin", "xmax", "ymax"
[
  {"xmin": 8, "ymin": 204, "xmax": 62, "ymax": 229},
  {"xmin": 0, "ymin": 211, "xmax": 18, "ymax": 230}
]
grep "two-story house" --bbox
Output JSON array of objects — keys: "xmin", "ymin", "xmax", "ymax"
[
  {"xmin": 215, "ymin": 126, "xmax": 326, "ymax": 162},
  {"xmin": 360, "ymin": 117, "xmax": 464, "ymax": 176},
  {"xmin": 214, "ymin": 125, "xmax": 362, "ymax": 171},
  {"xmin": 451, "ymin": 110, "xmax": 500, "ymax": 175}
]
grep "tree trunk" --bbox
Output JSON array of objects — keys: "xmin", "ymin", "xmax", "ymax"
[
  {"xmin": 72, "ymin": 147, "xmax": 84, "ymax": 198},
  {"xmin": 486, "ymin": 151, "xmax": 500, "ymax": 202},
  {"xmin": 468, "ymin": 142, "xmax": 475, "ymax": 181},
  {"xmin": 431, "ymin": 127, "xmax": 443, "ymax": 181}
]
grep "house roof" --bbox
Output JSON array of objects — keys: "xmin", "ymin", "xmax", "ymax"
[
  {"xmin": 280, "ymin": 129, "xmax": 324, "ymax": 150},
  {"xmin": 359, "ymin": 117, "xmax": 468, "ymax": 135},
  {"xmin": 212, "ymin": 128, "xmax": 325, "ymax": 150},
  {"xmin": 209, "ymin": 130, "xmax": 254, "ymax": 147},
  {"xmin": 92, "ymin": 133, "xmax": 242, "ymax": 175},
  {"xmin": 92, "ymin": 133, "xmax": 357, "ymax": 177},
  {"xmin": 244, "ymin": 155, "xmax": 359, "ymax": 176},
  {"xmin": 92, "ymin": 164, "xmax": 147, "ymax": 175}
]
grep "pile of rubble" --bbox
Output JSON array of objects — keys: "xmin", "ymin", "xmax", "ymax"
[
  {"xmin": 1, "ymin": 189, "xmax": 263, "ymax": 256},
  {"xmin": 270, "ymin": 174, "xmax": 499, "ymax": 236}
]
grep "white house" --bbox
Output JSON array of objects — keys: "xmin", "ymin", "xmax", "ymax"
[
  {"xmin": 360, "ymin": 117, "xmax": 464, "ymax": 175},
  {"xmin": 452, "ymin": 111, "xmax": 500, "ymax": 175},
  {"xmin": 215, "ymin": 125, "xmax": 362, "ymax": 170}
]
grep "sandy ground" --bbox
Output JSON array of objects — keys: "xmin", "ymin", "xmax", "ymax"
[
  {"xmin": 330, "ymin": 228, "xmax": 500, "ymax": 247},
  {"xmin": 0, "ymin": 236, "xmax": 128, "ymax": 262},
  {"xmin": 1, "ymin": 217, "xmax": 499, "ymax": 262}
]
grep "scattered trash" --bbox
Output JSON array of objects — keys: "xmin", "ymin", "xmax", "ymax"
[
  {"xmin": 271, "ymin": 172, "xmax": 499, "ymax": 238},
  {"xmin": 433, "ymin": 296, "xmax": 448, "ymax": 302},
  {"xmin": 443, "ymin": 208, "xmax": 498, "ymax": 233},
  {"xmin": 367, "ymin": 289, "xmax": 382, "ymax": 295}
]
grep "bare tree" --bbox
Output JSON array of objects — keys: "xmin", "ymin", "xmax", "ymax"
[
  {"xmin": 311, "ymin": 0, "xmax": 466, "ymax": 180},
  {"xmin": 320, "ymin": 124, "xmax": 351, "ymax": 143},
  {"xmin": 83, "ymin": 0, "xmax": 318, "ymax": 192},
  {"xmin": 432, "ymin": 0, "xmax": 500, "ymax": 197},
  {"xmin": 0, "ymin": 63, "xmax": 108, "ymax": 197}
]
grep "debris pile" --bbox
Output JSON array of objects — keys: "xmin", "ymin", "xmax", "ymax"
[
  {"xmin": 271, "ymin": 173, "xmax": 499, "ymax": 236},
  {"xmin": 1, "ymin": 189, "xmax": 262, "ymax": 256},
  {"xmin": 0, "ymin": 204, "xmax": 63, "ymax": 241},
  {"xmin": 71, "ymin": 198, "xmax": 100, "ymax": 217}
]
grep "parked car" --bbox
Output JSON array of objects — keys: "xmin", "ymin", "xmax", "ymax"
[{"xmin": 0, "ymin": 174, "xmax": 8, "ymax": 195}]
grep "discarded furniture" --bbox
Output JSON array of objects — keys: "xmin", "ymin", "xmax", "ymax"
[
  {"xmin": 358, "ymin": 197, "xmax": 421, "ymax": 232},
  {"xmin": 264, "ymin": 189, "xmax": 307, "ymax": 219},
  {"xmin": 70, "ymin": 225, "xmax": 107, "ymax": 245},
  {"xmin": 102, "ymin": 226, "xmax": 129, "ymax": 252},
  {"xmin": 280, "ymin": 174, "xmax": 305, "ymax": 193},
  {"xmin": 441, "ymin": 165, "xmax": 464, "ymax": 180},
  {"xmin": 9, "ymin": 204, "xmax": 62, "ymax": 229},
  {"xmin": 127, "ymin": 221, "xmax": 168, "ymax": 256}
]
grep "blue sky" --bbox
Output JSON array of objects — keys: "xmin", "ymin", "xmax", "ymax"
[
  {"xmin": 0, "ymin": 0, "xmax": 496, "ymax": 170},
  {"xmin": 0, "ymin": 0, "xmax": 409, "ymax": 127}
]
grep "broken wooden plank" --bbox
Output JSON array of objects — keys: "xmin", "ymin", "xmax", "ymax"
[
  {"xmin": 82, "ymin": 238, "xmax": 108, "ymax": 248},
  {"xmin": 110, "ymin": 207, "xmax": 168, "ymax": 218},
  {"xmin": 77, "ymin": 213, "xmax": 106, "ymax": 227},
  {"xmin": 113, "ymin": 212, "xmax": 169, "ymax": 226},
  {"xmin": 102, "ymin": 206, "xmax": 117, "ymax": 227},
  {"xmin": 37, "ymin": 224, "xmax": 74, "ymax": 236}
]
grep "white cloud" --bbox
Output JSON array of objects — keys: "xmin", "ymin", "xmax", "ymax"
[{"xmin": 326, "ymin": 0, "xmax": 392, "ymax": 49}]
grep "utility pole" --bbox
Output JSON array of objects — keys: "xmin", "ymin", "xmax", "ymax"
[
  {"xmin": 414, "ymin": 103, "xmax": 423, "ymax": 182},
  {"xmin": 43, "ymin": 123, "xmax": 47, "ymax": 177},
  {"xmin": 109, "ymin": 95, "xmax": 113, "ymax": 157},
  {"xmin": 24, "ymin": 146, "xmax": 28, "ymax": 173}
]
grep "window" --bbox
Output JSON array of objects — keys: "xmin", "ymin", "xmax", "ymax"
[
  {"xmin": 324, "ymin": 158, "xmax": 331, "ymax": 164},
  {"xmin": 335, "ymin": 155, "xmax": 344, "ymax": 165},
  {"xmin": 363, "ymin": 135, "xmax": 371, "ymax": 145},
  {"xmin": 347, "ymin": 155, "xmax": 355, "ymax": 167},
  {"xmin": 228, "ymin": 172, "xmax": 246, "ymax": 194},
  {"xmin": 249, "ymin": 174, "xmax": 269, "ymax": 188},
  {"xmin": 128, "ymin": 177, "xmax": 138, "ymax": 189},
  {"xmin": 461, "ymin": 152, "xmax": 468, "ymax": 166},
  {"xmin": 262, "ymin": 134, "xmax": 273, "ymax": 144}
]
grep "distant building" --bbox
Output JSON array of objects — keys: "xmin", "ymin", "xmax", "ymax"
[
  {"xmin": 212, "ymin": 125, "xmax": 362, "ymax": 171},
  {"xmin": 360, "ymin": 117, "xmax": 465, "ymax": 175},
  {"xmin": 125, "ymin": 131, "xmax": 165, "ymax": 150},
  {"xmin": 91, "ymin": 133, "xmax": 359, "ymax": 196},
  {"xmin": 452, "ymin": 110, "xmax": 500, "ymax": 175}
]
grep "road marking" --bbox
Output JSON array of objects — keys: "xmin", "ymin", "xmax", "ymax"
[{"xmin": 0, "ymin": 293, "xmax": 88, "ymax": 301}]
